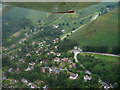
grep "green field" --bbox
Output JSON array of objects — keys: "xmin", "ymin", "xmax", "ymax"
[
  {"xmin": 68, "ymin": 8, "xmax": 118, "ymax": 47},
  {"xmin": 77, "ymin": 54, "xmax": 119, "ymax": 84}
]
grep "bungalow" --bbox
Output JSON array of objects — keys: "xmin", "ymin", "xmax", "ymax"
[
  {"xmin": 18, "ymin": 48, "xmax": 21, "ymax": 51},
  {"xmin": 74, "ymin": 46, "xmax": 78, "ymax": 50},
  {"xmin": 31, "ymin": 83, "xmax": 37, "ymax": 88},
  {"xmin": 40, "ymin": 61, "xmax": 43, "ymax": 64},
  {"xmin": 47, "ymin": 53, "xmax": 50, "ymax": 55},
  {"xmin": 62, "ymin": 58, "xmax": 68, "ymax": 62},
  {"xmin": 22, "ymin": 79, "xmax": 28, "ymax": 84},
  {"xmin": 68, "ymin": 60, "xmax": 73, "ymax": 64},
  {"xmin": 25, "ymin": 33, "xmax": 29, "ymax": 37},
  {"xmin": 72, "ymin": 63, "xmax": 76, "ymax": 67},
  {"xmin": 69, "ymin": 65, "xmax": 72, "ymax": 68},
  {"xmin": 4, "ymin": 48, "xmax": 8, "ymax": 51},
  {"xmin": 43, "ymin": 41, "xmax": 46, "ymax": 43},
  {"xmin": 69, "ymin": 72, "xmax": 78, "ymax": 80},
  {"xmin": 50, "ymin": 50, "xmax": 55, "ymax": 54},
  {"xmin": 55, "ymin": 46, "xmax": 58, "ymax": 49},
  {"xmin": 54, "ymin": 57, "xmax": 60, "ymax": 62},
  {"xmin": 29, "ymin": 62, "xmax": 35, "ymax": 66},
  {"xmin": 10, "ymin": 79, "xmax": 18, "ymax": 84},
  {"xmin": 52, "ymin": 40, "xmax": 57, "ymax": 43},
  {"xmin": 37, "ymin": 54, "xmax": 40, "ymax": 56},
  {"xmin": 49, "ymin": 68, "xmax": 52, "ymax": 73},
  {"xmin": 19, "ymin": 59, "xmax": 25, "ymax": 63},
  {"xmin": 8, "ymin": 68, "xmax": 12, "ymax": 72},
  {"xmin": 61, "ymin": 29, "xmax": 65, "ymax": 33},
  {"xmin": 25, "ymin": 66, "xmax": 31, "ymax": 72},
  {"xmin": 85, "ymin": 70, "xmax": 92, "ymax": 75},
  {"xmin": 16, "ymin": 68, "xmax": 21, "ymax": 73},
  {"xmin": 26, "ymin": 53, "xmax": 31, "ymax": 56},
  {"xmin": 37, "ymin": 81, "xmax": 44, "ymax": 85},
  {"xmin": 52, "ymin": 67, "xmax": 60, "ymax": 74},
  {"xmin": 52, "ymin": 25, "xmax": 59, "ymax": 28},
  {"xmin": 84, "ymin": 75, "xmax": 92, "ymax": 82},
  {"xmin": 42, "ymin": 68, "xmax": 45, "ymax": 73},
  {"xmin": 55, "ymin": 38, "xmax": 59, "ymax": 41},
  {"xmin": 43, "ymin": 85, "xmax": 48, "ymax": 89},
  {"xmin": 22, "ymin": 38, "xmax": 27, "ymax": 42},
  {"xmin": 28, "ymin": 83, "xmax": 32, "ymax": 86},
  {"xmin": 19, "ymin": 41, "xmax": 22, "ymax": 44},
  {"xmin": 36, "ymin": 51, "xmax": 39, "ymax": 53},
  {"xmin": 57, "ymin": 53, "xmax": 61, "ymax": 57},
  {"xmin": 78, "ymin": 48, "xmax": 82, "ymax": 52},
  {"xmin": 11, "ymin": 44, "xmax": 16, "ymax": 48},
  {"xmin": 32, "ymin": 41, "xmax": 35, "ymax": 45}
]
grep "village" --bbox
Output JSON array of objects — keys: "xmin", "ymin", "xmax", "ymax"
[{"xmin": 1, "ymin": 6, "xmax": 118, "ymax": 89}]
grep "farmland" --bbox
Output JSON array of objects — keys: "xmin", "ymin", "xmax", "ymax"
[{"xmin": 68, "ymin": 8, "xmax": 118, "ymax": 47}]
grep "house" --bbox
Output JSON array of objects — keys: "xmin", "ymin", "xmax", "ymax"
[
  {"xmin": 52, "ymin": 67, "xmax": 60, "ymax": 74},
  {"xmin": 43, "ymin": 85, "xmax": 48, "ymax": 89},
  {"xmin": 43, "ymin": 41, "xmax": 46, "ymax": 43},
  {"xmin": 25, "ymin": 66, "xmax": 33, "ymax": 71},
  {"xmin": 31, "ymin": 83, "xmax": 37, "ymax": 88},
  {"xmin": 22, "ymin": 79, "xmax": 28, "ymax": 84},
  {"xmin": 10, "ymin": 79, "xmax": 18, "ymax": 84},
  {"xmin": 61, "ymin": 61, "xmax": 65, "ymax": 67},
  {"xmin": 69, "ymin": 65, "xmax": 72, "ymax": 68},
  {"xmin": 40, "ymin": 61, "xmax": 43, "ymax": 64},
  {"xmin": 55, "ymin": 38, "xmax": 58, "ymax": 41},
  {"xmin": 52, "ymin": 25, "xmax": 59, "ymax": 28},
  {"xmin": 22, "ymin": 38, "xmax": 27, "ymax": 42},
  {"xmin": 19, "ymin": 41, "xmax": 22, "ymax": 44},
  {"xmin": 37, "ymin": 81, "xmax": 44, "ymax": 85},
  {"xmin": 55, "ymin": 46, "xmax": 58, "ymax": 49},
  {"xmin": 28, "ymin": 83, "xmax": 32, "ymax": 86},
  {"xmin": 36, "ymin": 51, "xmax": 39, "ymax": 53},
  {"xmin": 84, "ymin": 75, "xmax": 92, "ymax": 82},
  {"xmin": 26, "ymin": 53, "xmax": 31, "ymax": 56},
  {"xmin": 62, "ymin": 58, "xmax": 68, "ymax": 62},
  {"xmin": 47, "ymin": 53, "xmax": 50, "ymax": 55},
  {"xmin": 29, "ymin": 62, "xmax": 35, "ymax": 66},
  {"xmin": 52, "ymin": 40, "xmax": 56, "ymax": 43},
  {"xmin": 69, "ymin": 72, "xmax": 78, "ymax": 80},
  {"xmin": 72, "ymin": 63, "xmax": 76, "ymax": 67},
  {"xmin": 16, "ymin": 68, "xmax": 21, "ymax": 73},
  {"xmin": 61, "ymin": 29, "xmax": 65, "ymax": 33},
  {"xmin": 11, "ymin": 44, "xmax": 16, "ymax": 48},
  {"xmin": 25, "ymin": 33, "xmax": 29, "ymax": 37},
  {"xmin": 68, "ymin": 60, "xmax": 73, "ymax": 64},
  {"xmin": 19, "ymin": 59, "xmax": 25, "ymax": 63},
  {"xmin": 8, "ymin": 68, "xmax": 12, "ymax": 72},
  {"xmin": 78, "ymin": 48, "xmax": 82, "ymax": 52},
  {"xmin": 42, "ymin": 68, "xmax": 45, "ymax": 73},
  {"xmin": 50, "ymin": 50, "xmax": 55, "ymax": 54},
  {"xmin": 49, "ymin": 68, "xmax": 52, "ymax": 73},
  {"xmin": 57, "ymin": 53, "xmax": 61, "ymax": 56},
  {"xmin": 54, "ymin": 57, "xmax": 60, "ymax": 62},
  {"xmin": 37, "ymin": 54, "xmax": 40, "ymax": 56},
  {"xmin": 32, "ymin": 41, "xmax": 35, "ymax": 45},
  {"xmin": 85, "ymin": 70, "xmax": 92, "ymax": 75},
  {"xmin": 74, "ymin": 46, "xmax": 78, "ymax": 50}
]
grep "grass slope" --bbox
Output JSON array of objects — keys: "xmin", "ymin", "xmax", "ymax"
[{"xmin": 68, "ymin": 8, "xmax": 118, "ymax": 47}]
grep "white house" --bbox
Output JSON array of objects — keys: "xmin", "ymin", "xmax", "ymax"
[{"xmin": 84, "ymin": 75, "xmax": 92, "ymax": 82}]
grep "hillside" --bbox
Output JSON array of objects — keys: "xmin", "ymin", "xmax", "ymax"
[{"xmin": 68, "ymin": 8, "xmax": 118, "ymax": 48}]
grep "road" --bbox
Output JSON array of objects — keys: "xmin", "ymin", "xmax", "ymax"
[{"xmin": 81, "ymin": 52, "xmax": 120, "ymax": 57}]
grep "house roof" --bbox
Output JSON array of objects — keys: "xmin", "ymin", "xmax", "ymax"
[
  {"xmin": 29, "ymin": 62, "xmax": 35, "ymax": 66},
  {"xmin": 62, "ymin": 58, "xmax": 68, "ymax": 61}
]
